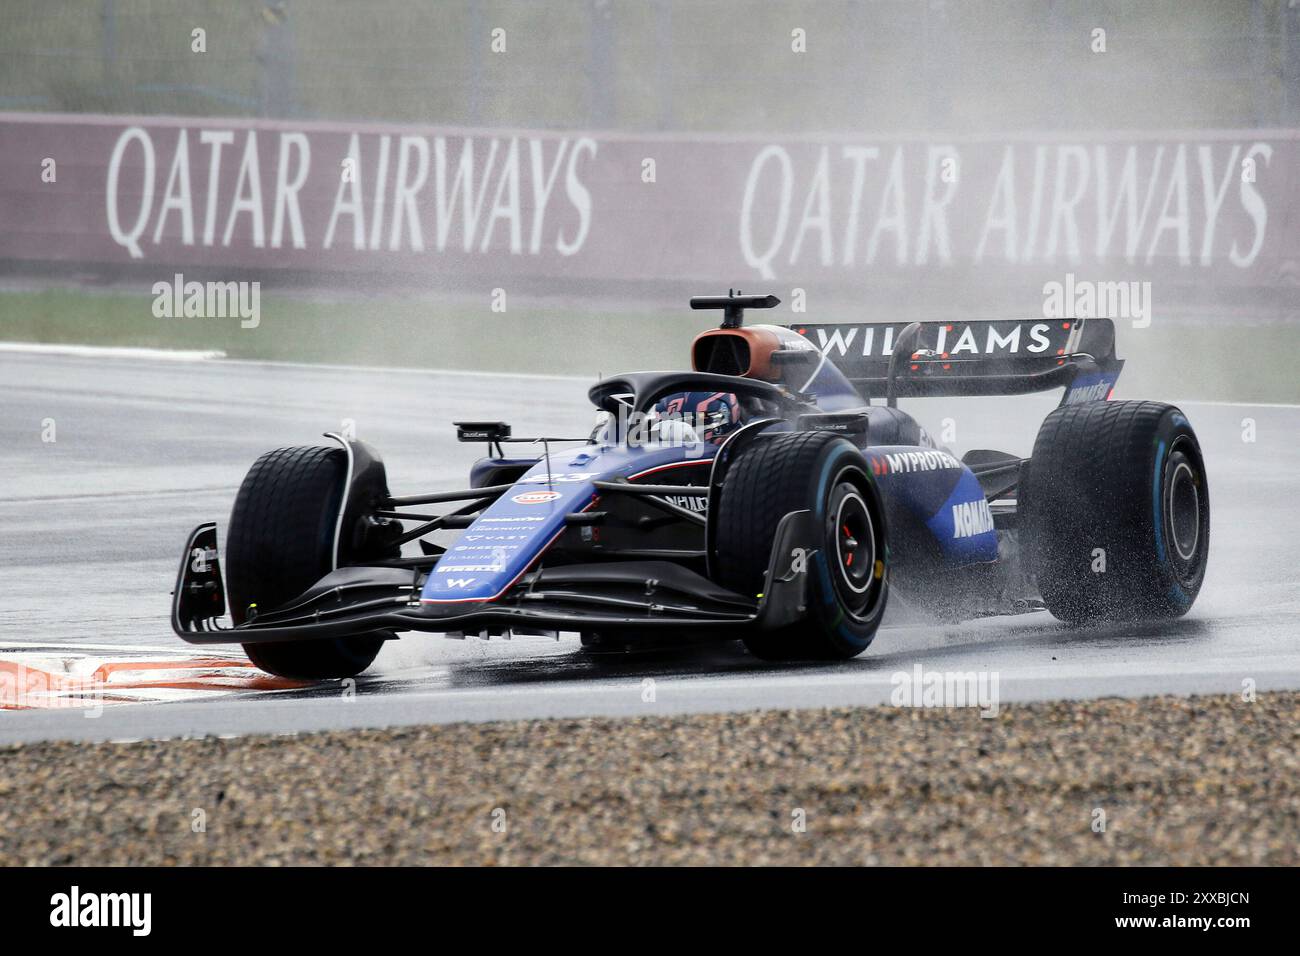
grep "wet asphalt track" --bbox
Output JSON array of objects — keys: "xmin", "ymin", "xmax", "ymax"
[{"xmin": 3, "ymin": 348, "xmax": 1299, "ymax": 744}]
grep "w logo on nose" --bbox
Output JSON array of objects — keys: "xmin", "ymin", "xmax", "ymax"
[{"xmin": 445, "ymin": 578, "xmax": 477, "ymax": 589}]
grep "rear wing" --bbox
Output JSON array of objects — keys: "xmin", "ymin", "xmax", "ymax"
[{"xmin": 788, "ymin": 318, "xmax": 1124, "ymax": 404}]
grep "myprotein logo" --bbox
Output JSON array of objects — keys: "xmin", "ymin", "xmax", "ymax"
[
  {"xmin": 871, "ymin": 449, "xmax": 962, "ymax": 475},
  {"xmin": 50, "ymin": 886, "xmax": 151, "ymax": 936}
]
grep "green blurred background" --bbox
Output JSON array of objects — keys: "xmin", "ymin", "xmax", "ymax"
[{"xmin": 3, "ymin": 0, "xmax": 1297, "ymax": 132}]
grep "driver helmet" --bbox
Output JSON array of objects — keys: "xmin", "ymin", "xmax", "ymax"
[{"xmin": 651, "ymin": 391, "xmax": 742, "ymax": 445}]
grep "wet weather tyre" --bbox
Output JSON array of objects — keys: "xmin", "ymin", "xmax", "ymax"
[
  {"xmin": 714, "ymin": 431, "xmax": 888, "ymax": 660},
  {"xmin": 1021, "ymin": 401, "xmax": 1209, "ymax": 624},
  {"xmin": 226, "ymin": 445, "xmax": 387, "ymax": 679}
]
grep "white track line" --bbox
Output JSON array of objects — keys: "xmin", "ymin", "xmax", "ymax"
[
  {"xmin": 0, "ymin": 342, "xmax": 226, "ymax": 361},
  {"xmin": 0, "ymin": 641, "xmax": 232, "ymax": 655},
  {"xmin": 0, "ymin": 340, "xmax": 591, "ymax": 382}
]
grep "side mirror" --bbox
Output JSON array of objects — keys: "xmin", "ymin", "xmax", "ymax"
[
  {"xmin": 454, "ymin": 421, "xmax": 512, "ymax": 443},
  {"xmin": 455, "ymin": 421, "xmax": 512, "ymax": 457}
]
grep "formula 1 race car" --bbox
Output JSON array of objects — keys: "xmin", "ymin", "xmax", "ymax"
[{"xmin": 172, "ymin": 293, "xmax": 1210, "ymax": 678}]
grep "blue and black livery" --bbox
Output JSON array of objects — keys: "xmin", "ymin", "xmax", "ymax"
[{"xmin": 172, "ymin": 293, "xmax": 1209, "ymax": 679}]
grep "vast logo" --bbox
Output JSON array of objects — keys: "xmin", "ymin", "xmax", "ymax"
[{"xmin": 517, "ymin": 472, "xmax": 598, "ymax": 484}]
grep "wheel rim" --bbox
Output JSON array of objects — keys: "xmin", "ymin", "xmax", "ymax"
[
  {"xmin": 834, "ymin": 490, "xmax": 875, "ymax": 594},
  {"xmin": 1162, "ymin": 438, "xmax": 1208, "ymax": 586},
  {"xmin": 826, "ymin": 477, "xmax": 883, "ymax": 618},
  {"xmin": 1167, "ymin": 459, "xmax": 1200, "ymax": 562}
]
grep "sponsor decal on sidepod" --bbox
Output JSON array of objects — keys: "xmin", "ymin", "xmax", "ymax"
[
  {"xmin": 952, "ymin": 499, "xmax": 995, "ymax": 538},
  {"xmin": 870, "ymin": 449, "xmax": 963, "ymax": 475}
]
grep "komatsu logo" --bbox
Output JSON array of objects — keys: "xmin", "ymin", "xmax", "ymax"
[
  {"xmin": 1064, "ymin": 380, "xmax": 1112, "ymax": 404},
  {"xmin": 952, "ymin": 499, "xmax": 994, "ymax": 538}
]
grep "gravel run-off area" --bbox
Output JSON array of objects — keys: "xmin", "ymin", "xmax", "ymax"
[{"xmin": 1, "ymin": 692, "xmax": 1296, "ymax": 865}]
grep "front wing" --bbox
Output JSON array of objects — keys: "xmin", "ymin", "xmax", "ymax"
[{"xmin": 172, "ymin": 511, "xmax": 819, "ymax": 645}]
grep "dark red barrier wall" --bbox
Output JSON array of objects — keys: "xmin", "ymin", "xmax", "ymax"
[{"xmin": 1, "ymin": 113, "xmax": 1296, "ymax": 299}]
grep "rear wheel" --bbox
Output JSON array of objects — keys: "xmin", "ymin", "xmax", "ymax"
[
  {"xmin": 1020, "ymin": 400, "xmax": 1209, "ymax": 623},
  {"xmin": 713, "ymin": 431, "xmax": 888, "ymax": 660},
  {"xmin": 226, "ymin": 445, "xmax": 390, "ymax": 679}
]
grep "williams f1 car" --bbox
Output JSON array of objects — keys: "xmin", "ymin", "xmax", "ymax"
[{"xmin": 172, "ymin": 293, "xmax": 1209, "ymax": 678}]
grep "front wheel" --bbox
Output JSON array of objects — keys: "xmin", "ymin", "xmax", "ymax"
[
  {"xmin": 226, "ymin": 444, "xmax": 391, "ymax": 679},
  {"xmin": 713, "ymin": 431, "xmax": 889, "ymax": 660},
  {"xmin": 1020, "ymin": 400, "xmax": 1209, "ymax": 623}
]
